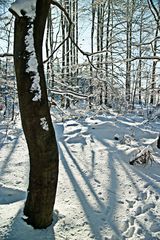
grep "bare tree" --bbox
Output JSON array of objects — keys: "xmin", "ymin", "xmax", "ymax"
[{"xmin": 10, "ymin": 0, "xmax": 59, "ymax": 229}]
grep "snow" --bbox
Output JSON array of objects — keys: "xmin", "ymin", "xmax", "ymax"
[
  {"xmin": 10, "ymin": 0, "xmax": 36, "ymax": 18},
  {"xmin": 0, "ymin": 112, "xmax": 160, "ymax": 240},
  {"xmin": 40, "ymin": 117, "xmax": 49, "ymax": 131},
  {"xmin": 25, "ymin": 21, "xmax": 41, "ymax": 102},
  {"xmin": 11, "ymin": 0, "xmax": 42, "ymax": 102}
]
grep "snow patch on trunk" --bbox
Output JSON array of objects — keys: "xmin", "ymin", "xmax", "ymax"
[
  {"xmin": 40, "ymin": 117, "xmax": 49, "ymax": 131},
  {"xmin": 25, "ymin": 25, "xmax": 41, "ymax": 102},
  {"xmin": 11, "ymin": 0, "xmax": 41, "ymax": 102}
]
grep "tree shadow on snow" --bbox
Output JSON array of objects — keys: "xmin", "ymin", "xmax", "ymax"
[
  {"xmin": 0, "ymin": 186, "xmax": 26, "ymax": 204},
  {"xmin": 55, "ymin": 120, "xmax": 122, "ymax": 239},
  {"xmin": 55, "ymin": 119, "xmax": 160, "ymax": 239},
  {"xmin": 0, "ymin": 131, "xmax": 22, "ymax": 176},
  {"xmin": 58, "ymin": 141, "xmax": 121, "ymax": 240}
]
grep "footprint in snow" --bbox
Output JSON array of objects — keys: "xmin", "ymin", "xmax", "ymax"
[
  {"xmin": 136, "ymin": 191, "xmax": 148, "ymax": 201},
  {"xmin": 126, "ymin": 199, "xmax": 135, "ymax": 208},
  {"xmin": 134, "ymin": 206, "xmax": 142, "ymax": 216},
  {"xmin": 150, "ymin": 222, "xmax": 160, "ymax": 232},
  {"xmin": 122, "ymin": 188, "xmax": 160, "ymax": 238},
  {"xmin": 124, "ymin": 226, "xmax": 135, "ymax": 238},
  {"xmin": 142, "ymin": 202, "xmax": 155, "ymax": 213}
]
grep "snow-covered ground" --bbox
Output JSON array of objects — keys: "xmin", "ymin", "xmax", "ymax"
[{"xmin": 0, "ymin": 111, "xmax": 160, "ymax": 240}]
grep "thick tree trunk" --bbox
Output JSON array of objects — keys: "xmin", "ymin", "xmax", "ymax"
[{"xmin": 12, "ymin": 0, "xmax": 59, "ymax": 229}]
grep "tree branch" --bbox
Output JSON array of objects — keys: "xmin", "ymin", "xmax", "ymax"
[
  {"xmin": 51, "ymin": 0, "xmax": 72, "ymax": 25},
  {"xmin": 149, "ymin": 0, "xmax": 159, "ymax": 17},
  {"xmin": 9, "ymin": 7, "xmax": 20, "ymax": 18},
  {"xmin": 147, "ymin": 0, "xmax": 159, "ymax": 23},
  {"xmin": 126, "ymin": 56, "xmax": 160, "ymax": 62},
  {"xmin": 49, "ymin": 88, "xmax": 88, "ymax": 99},
  {"xmin": 44, "ymin": 0, "xmax": 73, "ymax": 64},
  {"xmin": 0, "ymin": 53, "xmax": 13, "ymax": 57}
]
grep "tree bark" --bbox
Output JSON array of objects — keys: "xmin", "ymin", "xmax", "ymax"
[{"xmin": 11, "ymin": 0, "xmax": 59, "ymax": 229}]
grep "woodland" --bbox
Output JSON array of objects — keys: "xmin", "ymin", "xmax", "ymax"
[{"xmin": 0, "ymin": 0, "xmax": 160, "ymax": 240}]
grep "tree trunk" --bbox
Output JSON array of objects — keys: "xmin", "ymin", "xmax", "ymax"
[
  {"xmin": 97, "ymin": 4, "xmax": 100, "ymax": 69},
  {"xmin": 89, "ymin": 0, "xmax": 96, "ymax": 109},
  {"xmin": 75, "ymin": 0, "xmax": 78, "ymax": 70},
  {"xmin": 150, "ymin": 25, "xmax": 158, "ymax": 104},
  {"xmin": 138, "ymin": 5, "xmax": 143, "ymax": 105},
  {"xmin": 65, "ymin": 0, "xmax": 70, "ymax": 108},
  {"xmin": 105, "ymin": 0, "xmax": 111, "ymax": 105},
  {"xmin": 126, "ymin": 0, "xmax": 133, "ymax": 103},
  {"xmin": 11, "ymin": 0, "xmax": 59, "ymax": 229}
]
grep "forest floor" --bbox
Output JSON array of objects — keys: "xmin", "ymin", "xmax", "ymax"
[{"xmin": 0, "ymin": 109, "xmax": 160, "ymax": 240}]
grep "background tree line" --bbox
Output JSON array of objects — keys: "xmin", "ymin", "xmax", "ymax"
[
  {"xmin": 44, "ymin": 0, "xmax": 160, "ymax": 112},
  {"xmin": 0, "ymin": 0, "xmax": 160, "ymax": 120}
]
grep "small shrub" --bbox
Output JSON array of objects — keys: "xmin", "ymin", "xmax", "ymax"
[{"xmin": 130, "ymin": 146, "xmax": 154, "ymax": 165}]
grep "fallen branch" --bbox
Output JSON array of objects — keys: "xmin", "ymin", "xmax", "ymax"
[{"xmin": 130, "ymin": 146, "xmax": 155, "ymax": 165}]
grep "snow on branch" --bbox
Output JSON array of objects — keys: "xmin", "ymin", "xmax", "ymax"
[{"xmin": 49, "ymin": 88, "xmax": 88, "ymax": 100}]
